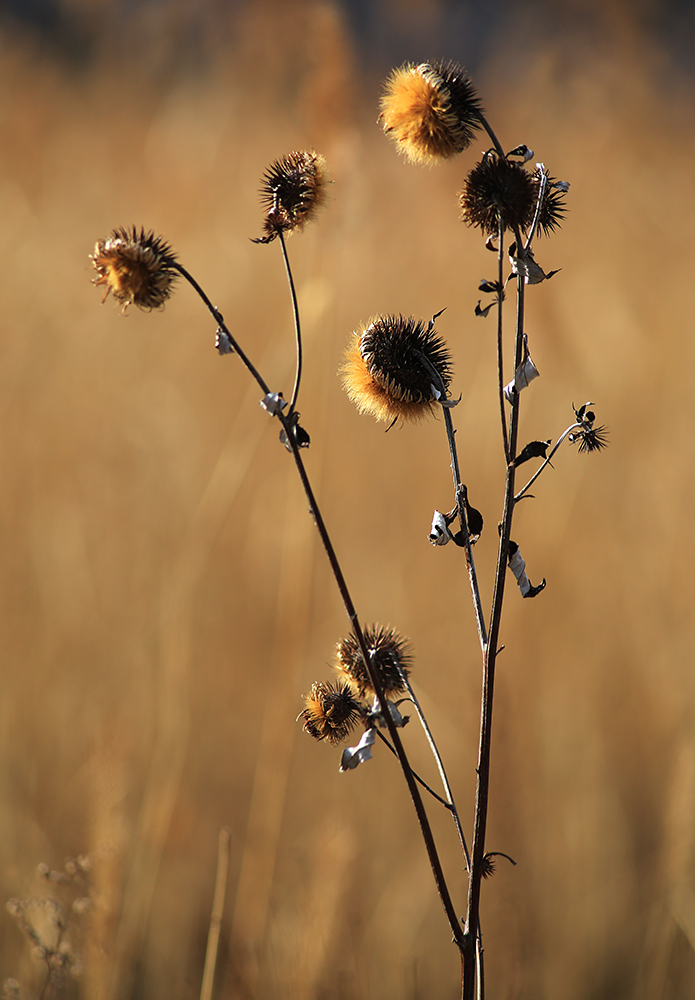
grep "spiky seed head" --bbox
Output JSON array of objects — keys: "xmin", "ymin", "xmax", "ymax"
[
  {"xmin": 532, "ymin": 170, "xmax": 569, "ymax": 238},
  {"xmin": 571, "ymin": 423, "xmax": 609, "ymax": 454},
  {"xmin": 255, "ymin": 150, "xmax": 328, "ymax": 243},
  {"xmin": 341, "ymin": 314, "xmax": 452, "ymax": 425},
  {"xmin": 91, "ymin": 226, "xmax": 178, "ymax": 312},
  {"xmin": 335, "ymin": 624, "xmax": 412, "ymax": 698},
  {"xmin": 300, "ymin": 680, "xmax": 362, "ymax": 745},
  {"xmin": 460, "ymin": 153, "xmax": 537, "ymax": 235},
  {"xmin": 379, "ymin": 60, "xmax": 482, "ymax": 164},
  {"xmin": 568, "ymin": 402, "xmax": 608, "ymax": 454}
]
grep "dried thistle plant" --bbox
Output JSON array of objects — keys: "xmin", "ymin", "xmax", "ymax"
[
  {"xmin": 84, "ymin": 60, "xmax": 607, "ymax": 999},
  {"xmin": 340, "ymin": 314, "xmax": 452, "ymax": 425},
  {"xmin": 90, "ymin": 226, "xmax": 178, "ymax": 311}
]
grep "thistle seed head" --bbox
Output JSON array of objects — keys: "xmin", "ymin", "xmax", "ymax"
[
  {"xmin": 300, "ymin": 680, "xmax": 362, "ymax": 745},
  {"xmin": 335, "ymin": 624, "xmax": 412, "ymax": 698},
  {"xmin": 255, "ymin": 150, "xmax": 328, "ymax": 243},
  {"xmin": 91, "ymin": 226, "xmax": 178, "ymax": 312},
  {"xmin": 460, "ymin": 153, "xmax": 537, "ymax": 235},
  {"xmin": 341, "ymin": 314, "xmax": 452, "ymax": 425},
  {"xmin": 379, "ymin": 60, "xmax": 482, "ymax": 164}
]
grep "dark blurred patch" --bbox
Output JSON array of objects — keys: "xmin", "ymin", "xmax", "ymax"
[{"xmin": 2, "ymin": 0, "xmax": 693, "ymax": 80}]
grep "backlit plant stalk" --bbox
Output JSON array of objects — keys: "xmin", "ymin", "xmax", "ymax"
[
  {"xmin": 374, "ymin": 58, "xmax": 601, "ymax": 1000},
  {"xmin": 90, "ymin": 174, "xmax": 467, "ymax": 959},
  {"xmin": 90, "ymin": 57, "xmax": 605, "ymax": 996}
]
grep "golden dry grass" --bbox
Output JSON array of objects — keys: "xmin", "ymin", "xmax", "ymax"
[{"xmin": 1, "ymin": 2, "xmax": 695, "ymax": 998}]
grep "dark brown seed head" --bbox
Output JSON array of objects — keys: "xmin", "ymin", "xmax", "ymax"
[
  {"xmin": 335, "ymin": 624, "xmax": 412, "ymax": 698},
  {"xmin": 300, "ymin": 680, "xmax": 362, "ymax": 745},
  {"xmin": 255, "ymin": 150, "xmax": 328, "ymax": 243},
  {"xmin": 91, "ymin": 226, "xmax": 178, "ymax": 312},
  {"xmin": 341, "ymin": 314, "xmax": 452, "ymax": 424},
  {"xmin": 460, "ymin": 153, "xmax": 537, "ymax": 235}
]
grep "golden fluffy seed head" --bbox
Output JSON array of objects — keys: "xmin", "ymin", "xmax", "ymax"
[
  {"xmin": 300, "ymin": 680, "xmax": 362, "ymax": 745},
  {"xmin": 379, "ymin": 61, "xmax": 482, "ymax": 164},
  {"xmin": 255, "ymin": 150, "xmax": 328, "ymax": 243},
  {"xmin": 90, "ymin": 226, "xmax": 178, "ymax": 311},
  {"xmin": 341, "ymin": 314, "xmax": 452, "ymax": 425},
  {"xmin": 460, "ymin": 153, "xmax": 537, "ymax": 235},
  {"xmin": 335, "ymin": 625, "xmax": 412, "ymax": 698}
]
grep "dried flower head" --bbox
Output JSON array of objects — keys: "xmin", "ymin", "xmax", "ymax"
[
  {"xmin": 91, "ymin": 226, "xmax": 178, "ymax": 311},
  {"xmin": 460, "ymin": 153, "xmax": 536, "ymax": 235},
  {"xmin": 300, "ymin": 680, "xmax": 362, "ymax": 745},
  {"xmin": 569, "ymin": 403, "xmax": 608, "ymax": 454},
  {"xmin": 532, "ymin": 170, "xmax": 569, "ymax": 238},
  {"xmin": 254, "ymin": 150, "xmax": 328, "ymax": 243},
  {"xmin": 341, "ymin": 314, "xmax": 452, "ymax": 425},
  {"xmin": 335, "ymin": 624, "xmax": 412, "ymax": 698},
  {"xmin": 379, "ymin": 60, "xmax": 482, "ymax": 164}
]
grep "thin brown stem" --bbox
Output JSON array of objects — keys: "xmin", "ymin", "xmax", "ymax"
[
  {"xmin": 171, "ymin": 262, "xmax": 272, "ymax": 398},
  {"xmin": 514, "ymin": 423, "xmax": 582, "ymax": 502},
  {"xmin": 401, "ymin": 674, "xmax": 471, "ymax": 871},
  {"xmin": 442, "ymin": 405, "xmax": 488, "ymax": 652},
  {"xmin": 177, "ymin": 265, "xmax": 466, "ymax": 954},
  {"xmin": 284, "ymin": 433, "xmax": 465, "ymax": 951},
  {"xmin": 496, "ymin": 214, "xmax": 509, "ymax": 464},
  {"xmin": 373, "ymin": 728, "xmax": 456, "ymax": 810},
  {"xmin": 414, "ymin": 345, "xmax": 487, "ymax": 651},
  {"xmin": 278, "ymin": 231, "xmax": 303, "ymax": 414},
  {"xmin": 462, "ymin": 275, "xmax": 526, "ymax": 1000},
  {"xmin": 200, "ymin": 828, "xmax": 231, "ymax": 1000},
  {"xmin": 476, "ymin": 111, "xmax": 506, "ymax": 159}
]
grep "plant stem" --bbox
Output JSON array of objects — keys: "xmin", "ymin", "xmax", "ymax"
[
  {"xmin": 514, "ymin": 423, "xmax": 582, "ymax": 502},
  {"xmin": 461, "ymin": 273, "xmax": 526, "ymax": 1000},
  {"xmin": 171, "ymin": 263, "xmax": 272, "ymax": 398},
  {"xmin": 278, "ymin": 232, "xmax": 303, "ymax": 415},
  {"xmin": 476, "ymin": 111, "xmax": 506, "ymax": 159},
  {"xmin": 373, "ymin": 728, "xmax": 457, "ymax": 810},
  {"xmin": 414, "ymin": 345, "xmax": 487, "ymax": 651},
  {"xmin": 441, "ymin": 404, "xmax": 488, "ymax": 652},
  {"xmin": 177, "ymin": 263, "xmax": 466, "ymax": 953},
  {"xmin": 200, "ymin": 828, "xmax": 231, "ymax": 1000},
  {"xmin": 401, "ymin": 674, "xmax": 471, "ymax": 871},
  {"xmin": 284, "ymin": 432, "xmax": 465, "ymax": 951},
  {"xmin": 496, "ymin": 214, "xmax": 509, "ymax": 464}
]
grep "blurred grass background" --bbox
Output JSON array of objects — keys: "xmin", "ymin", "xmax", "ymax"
[{"xmin": 1, "ymin": 0, "xmax": 694, "ymax": 997}]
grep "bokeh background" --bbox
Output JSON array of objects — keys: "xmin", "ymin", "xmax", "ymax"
[{"xmin": 1, "ymin": 0, "xmax": 694, "ymax": 997}]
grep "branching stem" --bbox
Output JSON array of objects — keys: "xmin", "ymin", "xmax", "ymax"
[
  {"xmin": 175, "ymin": 262, "xmax": 467, "ymax": 955},
  {"xmin": 462, "ymin": 274, "xmax": 526, "ymax": 1000},
  {"xmin": 514, "ymin": 422, "xmax": 582, "ymax": 502}
]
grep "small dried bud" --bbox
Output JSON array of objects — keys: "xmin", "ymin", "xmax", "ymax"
[
  {"xmin": 254, "ymin": 150, "xmax": 328, "ymax": 243},
  {"xmin": 341, "ymin": 314, "xmax": 452, "ymax": 425},
  {"xmin": 300, "ymin": 680, "xmax": 362, "ymax": 745},
  {"xmin": 91, "ymin": 227, "xmax": 178, "ymax": 312},
  {"xmin": 568, "ymin": 401, "xmax": 608, "ymax": 454},
  {"xmin": 335, "ymin": 624, "xmax": 412, "ymax": 698},
  {"xmin": 379, "ymin": 61, "xmax": 483, "ymax": 164},
  {"xmin": 460, "ymin": 153, "xmax": 536, "ymax": 235}
]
